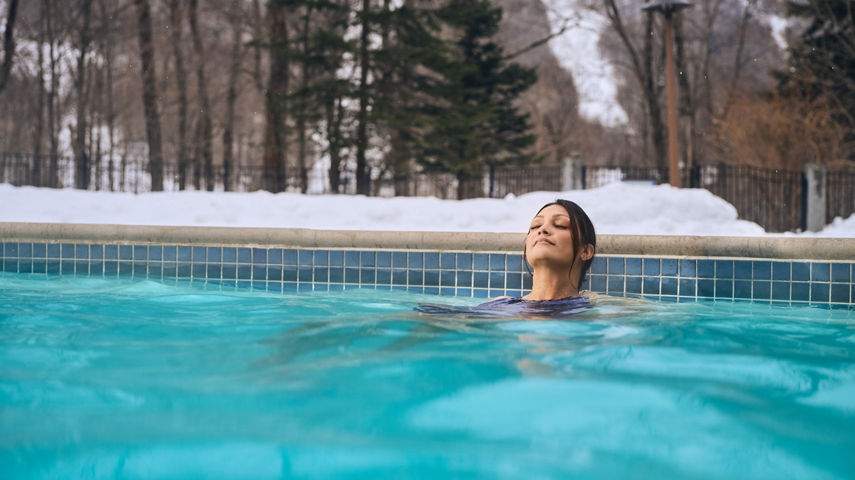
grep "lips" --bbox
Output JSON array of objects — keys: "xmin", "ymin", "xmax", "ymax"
[{"xmin": 533, "ymin": 238, "xmax": 554, "ymax": 246}]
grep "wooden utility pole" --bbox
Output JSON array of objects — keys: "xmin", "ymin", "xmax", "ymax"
[{"xmin": 642, "ymin": 0, "xmax": 693, "ymax": 188}]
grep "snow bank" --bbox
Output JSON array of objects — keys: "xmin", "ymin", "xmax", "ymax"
[
  {"xmin": 809, "ymin": 215, "xmax": 855, "ymax": 238},
  {"xmin": 7, "ymin": 182, "xmax": 849, "ymax": 237}
]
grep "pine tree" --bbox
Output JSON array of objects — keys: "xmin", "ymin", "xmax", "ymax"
[
  {"xmin": 417, "ymin": 0, "xmax": 537, "ymax": 199},
  {"xmin": 781, "ymin": 0, "xmax": 855, "ymax": 158},
  {"xmin": 290, "ymin": 0, "xmax": 350, "ymax": 193},
  {"xmin": 371, "ymin": 1, "xmax": 448, "ymax": 195}
]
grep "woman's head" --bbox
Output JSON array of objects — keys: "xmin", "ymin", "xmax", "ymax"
[{"xmin": 524, "ymin": 199, "xmax": 596, "ymax": 289}]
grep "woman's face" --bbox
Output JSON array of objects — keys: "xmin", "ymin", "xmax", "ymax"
[{"xmin": 525, "ymin": 204, "xmax": 577, "ymax": 270}]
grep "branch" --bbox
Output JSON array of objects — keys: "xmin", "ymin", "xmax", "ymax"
[
  {"xmin": 722, "ymin": 0, "xmax": 754, "ymax": 118},
  {"xmin": 502, "ymin": 17, "xmax": 572, "ymax": 61},
  {"xmin": 603, "ymin": 0, "xmax": 646, "ymax": 90}
]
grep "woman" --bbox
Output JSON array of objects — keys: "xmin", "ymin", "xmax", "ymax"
[
  {"xmin": 522, "ymin": 199, "xmax": 595, "ymax": 300},
  {"xmin": 417, "ymin": 199, "xmax": 596, "ymax": 317}
]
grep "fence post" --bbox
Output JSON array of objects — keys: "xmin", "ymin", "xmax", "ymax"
[
  {"xmin": 803, "ymin": 163, "xmax": 827, "ymax": 232},
  {"xmin": 561, "ymin": 153, "xmax": 583, "ymax": 191},
  {"xmin": 482, "ymin": 164, "xmax": 493, "ymax": 198}
]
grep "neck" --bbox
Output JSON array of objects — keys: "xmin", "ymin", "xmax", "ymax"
[{"xmin": 524, "ymin": 267, "xmax": 578, "ymax": 301}]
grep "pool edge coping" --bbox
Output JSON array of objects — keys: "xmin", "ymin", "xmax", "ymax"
[{"xmin": 1, "ymin": 222, "xmax": 853, "ymax": 261}]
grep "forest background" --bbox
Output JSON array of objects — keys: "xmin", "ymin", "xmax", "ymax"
[{"xmin": 0, "ymin": 0, "xmax": 853, "ymax": 199}]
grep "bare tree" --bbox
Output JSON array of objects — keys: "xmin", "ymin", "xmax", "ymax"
[
  {"xmin": 133, "ymin": 0, "xmax": 164, "ymax": 190},
  {"xmin": 188, "ymin": 0, "xmax": 214, "ymax": 190},
  {"xmin": 72, "ymin": 0, "xmax": 94, "ymax": 189},
  {"xmin": 250, "ymin": 0, "xmax": 265, "ymax": 95},
  {"xmin": 600, "ymin": 0, "xmax": 667, "ymax": 167},
  {"xmin": 593, "ymin": 0, "xmax": 783, "ymax": 170},
  {"xmin": 722, "ymin": 0, "xmax": 756, "ymax": 118},
  {"xmin": 168, "ymin": 0, "xmax": 190, "ymax": 190},
  {"xmin": 263, "ymin": 0, "xmax": 289, "ymax": 193},
  {"xmin": 674, "ymin": 14, "xmax": 695, "ymax": 171},
  {"xmin": 32, "ymin": 3, "xmax": 46, "ymax": 185},
  {"xmin": 44, "ymin": 0, "xmax": 60, "ymax": 186},
  {"xmin": 294, "ymin": 3, "xmax": 313, "ymax": 193},
  {"xmin": 0, "ymin": 0, "xmax": 18, "ymax": 93},
  {"xmin": 222, "ymin": 1, "xmax": 243, "ymax": 192}
]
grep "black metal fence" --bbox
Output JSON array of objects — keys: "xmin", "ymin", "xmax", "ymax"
[
  {"xmin": 827, "ymin": 164, "xmax": 855, "ymax": 225},
  {"xmin": 1, "ymin": 152, "xmax": 853, "ymax": 232},
  {"xmin": 580, "ymin": 164, "xmax": 807, "ymax": 232}
]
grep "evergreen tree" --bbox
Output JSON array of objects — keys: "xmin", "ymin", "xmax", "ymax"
[
  {"xmin": 417, "ymin": 0, "xmax": 537, "ymax": 199},
  {"xmin": 290, "ymin": 0, "xmax": 351, "ymax": 193},
  {"xmin": 781, "ymin": 0, "xmax": 855, "ymax": 158},
  {"xmin": 293, "ymin": 0, "xmax": 353, "ymax": 193},
  {"xmin": 371, "ymin": 1, "xmax": 448, "ymax": 195}
]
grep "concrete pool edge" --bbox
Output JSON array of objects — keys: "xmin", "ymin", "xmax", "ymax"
[{"xmin": 1, "ymin": 222, "xmax": 853, "ymax": 261}]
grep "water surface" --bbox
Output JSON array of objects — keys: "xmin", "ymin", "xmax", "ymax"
[{"xmin": 1, "ymin": 273, "xmax": 853, "ymax": 479}]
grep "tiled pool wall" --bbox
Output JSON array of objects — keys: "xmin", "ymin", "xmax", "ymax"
[{"xmin": 1, "ymin": 240, "xmax": 853, "ymax": 307}]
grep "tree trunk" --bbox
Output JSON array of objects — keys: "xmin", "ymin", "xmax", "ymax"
[
  {"xmin": 355, "ymin": 0, "xmax": 371, "ymax": 195},
  {"xmin": 642, "ymin": 12, "xmax": 666, "ymax": 170},
  {"xmin": 222, "ymin": 5, "xmax": 241, "ymax": 192},
  {"xmin": 88, "ymin": 64, "xmax": 98, "ymax": 189},
  {"xmin": 456, "ymin": 171, "xmax": 472, "ymax": 200},
  {"xmin": 295, "ymin": 6, "xmax": 312, "ymax": 194},
  {"xmin": 33, "ymin": 7, "xmax": 45, "ymax": 186},
  {"xmin": 251, "ymin": 0, "xmax": 265, "ymax": 95},
  {"xmin": 674, "ymin": 13, "xmax": 694, "ymax": 175},
  {"xmin": 133, "ymin": 0, "xmax": 165, "ymax": 191},
  {"xmin": 325, "ymin": 95, "xmax": 343, "ymax": 193},
  {"xmin": 263, "ymin": 0, "xmax": 289, "ymax": 193},
  {"xmin": 98, "ymin": 0, "xmax": 117, "ymax": 191},
  {"xmin": 168, "ymin": 0, "xmax": 189, "ymax": 190},
  {"xmin": 699, "ymin": 0, "xmax": 725, "ymax": 118},
  {"xmin": 602, "ymin": 0, "xmax": 666, "ymax": 169},
  {"xmin": 45, "ymin": 0, "xmax": 59, "ymax": 187},
  {"xmin": 379, "ymin": 0, "xmax": 410, "ymax": 197},
  {"xmin": 74, "ymin": 0, "xmax": 94, "ymax": 190},
  {"xmin": 188, "ymin": 0, "xmax": 214, "ymax": 191},
  {"xmin": 0, "ymin": 0, "xmax": 18, "ymax": 93}
]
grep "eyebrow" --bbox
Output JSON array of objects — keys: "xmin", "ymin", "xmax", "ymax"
[{"xmin": 532, "ymin": 214, "xmax": 570, "ymax": 219}]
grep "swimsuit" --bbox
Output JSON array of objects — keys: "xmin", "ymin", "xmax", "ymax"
[{"xmin": 415, "ymin": 295, "xmax": 591, "ymax": 318}]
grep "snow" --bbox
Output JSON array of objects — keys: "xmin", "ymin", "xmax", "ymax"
[
  {"xmin": 811, "ymin": 215, "xmax": 855, "ymax": 238},
  {"xmin": 542, "ymin": 0, "xmax": 629, "ymax": 128},
  {"xmin": 2, "ymin": 182, "xmax": 852, "ymax": 237},
  {"xmin": 766, "ymin": 14, "xmax": 790, "ymax": 50}
]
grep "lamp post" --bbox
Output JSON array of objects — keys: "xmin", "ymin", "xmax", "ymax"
[{"xmin": 642, "ymin": 0, "xmax": 692, "ymax": 188}]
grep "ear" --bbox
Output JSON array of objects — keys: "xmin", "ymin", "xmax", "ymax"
[{"xmin": 579, "ymin": 244, "xmax": 594, "ymax": 261}]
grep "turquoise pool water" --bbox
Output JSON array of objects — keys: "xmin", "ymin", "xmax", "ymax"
[{"xmin": 1, "ymin": 272, "xmax": 853, "ymax": 479}]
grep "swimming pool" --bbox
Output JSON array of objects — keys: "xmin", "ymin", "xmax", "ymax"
[
  {"xmin": 1, "ymin": 222, "xmax": 854, "ymax": 478},
  {"xmin": 1, "ymin": 272, "xmax": 854, "ymax": 479}
]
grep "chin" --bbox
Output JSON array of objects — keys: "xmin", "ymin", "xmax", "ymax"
[{"xmin": 528, "ymin": 255, "xmax": 572, "ymax": 268}]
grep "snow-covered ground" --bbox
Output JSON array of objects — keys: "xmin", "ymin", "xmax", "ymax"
[{"xmin": 1, "ymin": 183, "xmax": 852, "ymax": 237}]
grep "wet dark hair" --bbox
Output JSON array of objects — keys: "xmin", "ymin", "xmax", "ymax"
[{"xmin": 523, "ymin": 199, "xmax": 597, "ymax": 290}]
